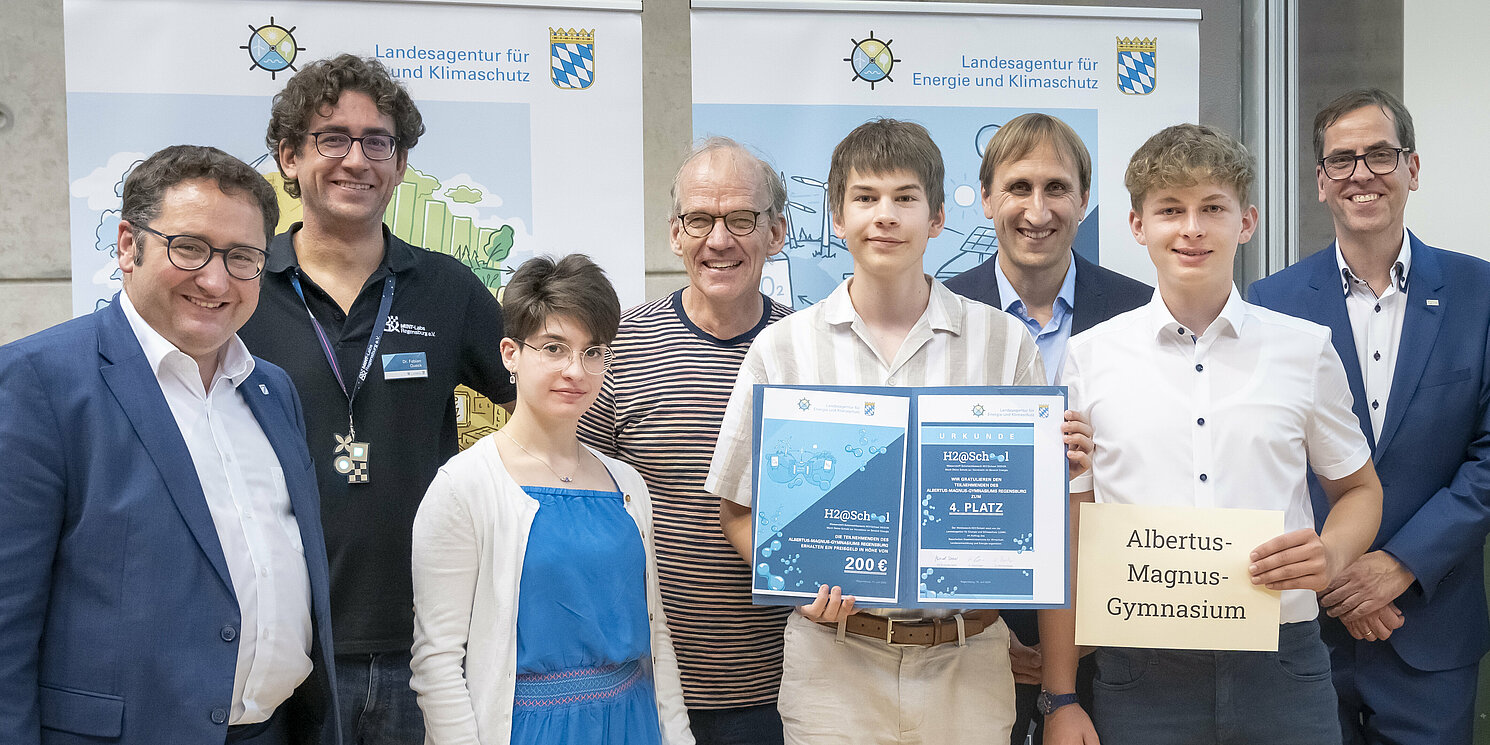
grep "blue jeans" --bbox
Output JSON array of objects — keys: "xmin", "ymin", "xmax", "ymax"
[
  {"xmin": 688, "ymin": 703, "xmax": 785, "ymax": 745},
  {"xmin": 1092, "ymin": 620, "xmax": 1340, "ymax": 745},
  {"xmin": 335, "ymin": 651, "xmax": 425, "ymax": 745}
]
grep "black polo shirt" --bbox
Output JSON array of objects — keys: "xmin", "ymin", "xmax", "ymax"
[{"xmin": 240, "ymin": 223, "xmax": 515, "ymax": 655}]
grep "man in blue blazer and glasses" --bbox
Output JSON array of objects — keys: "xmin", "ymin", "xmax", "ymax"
[
  {"xmin": 0, "ymin": 145, "xmax": 338, "ymax": 745},
  {"xmin": 1249, "ymin": 88, "xmax": 1490, "ymax": 745}
]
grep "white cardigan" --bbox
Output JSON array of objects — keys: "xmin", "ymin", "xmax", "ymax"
[{"xmin": 409, "ymin": 435, "xmax": 694, "ymax": 745}]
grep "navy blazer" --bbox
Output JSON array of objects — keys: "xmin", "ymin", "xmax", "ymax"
[
  {"xmin": 0, "ymin": 299, "xmax": 339, "ymax": 744},
  {"xmin": 943, "ymin": 251, "xmax": 1154, "ymax": 336},
  {"xmin": 1248, "ymin": 233, "xmax": 1490, "ymax": 672}
]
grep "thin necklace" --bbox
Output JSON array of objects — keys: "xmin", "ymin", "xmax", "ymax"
[{"xmin": 500, "ymin": 430, "xmax": 575, "ymax": 483}]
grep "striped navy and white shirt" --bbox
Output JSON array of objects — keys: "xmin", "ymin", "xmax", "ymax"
[
  {"xmin": 706, "ymin": 276, "xmax": 1044, "ymax": 620},
  {"xmin": 579, "ymin": 289, "xmax": 793, "ymax": 709}
]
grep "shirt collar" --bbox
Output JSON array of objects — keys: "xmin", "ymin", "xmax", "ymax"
[
  {"xmin": 1334, "ymin": 227, "xmax": 1412, "ymax": 295},
  {"xmin": 1145, "ymin": 284, "xmax": 1247, "ymax": 341},
  {"xmin": 822, "ymin": 275, "xmax": 963, "ymax": 336},
  {"xmin": 117, "ymin": 290, "xmax": 255, "ymax": 387},
  {"xmin": 992, "ymin": 251, "xmax": 1076, "ymax": 317},
  {"xmin": 265, "ymin": 222, "xmax": 414, "ymax": 275}
]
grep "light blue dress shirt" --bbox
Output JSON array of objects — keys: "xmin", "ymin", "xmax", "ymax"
[{"xmin": 993, "ymin": 252, "xmax": 1076, "ymax": 385}]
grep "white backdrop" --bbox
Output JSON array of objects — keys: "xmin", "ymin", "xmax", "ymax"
[
  {"xmin": 63, "ymin": 0, "xmax": 645, "ymax": 314},
  {"xmin": 692, "ymin": 0, "xmax": 1200, "ymax": 308}
]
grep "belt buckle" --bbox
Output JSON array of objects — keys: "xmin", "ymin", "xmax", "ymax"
[{"xmin": 883, "ymin": 617, "xmax": 924, "ymax": 647}]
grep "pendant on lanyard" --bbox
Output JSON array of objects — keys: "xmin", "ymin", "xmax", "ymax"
[{"xmin": 291, "ymin": 271, "xmax": 396, "ymax": 484}]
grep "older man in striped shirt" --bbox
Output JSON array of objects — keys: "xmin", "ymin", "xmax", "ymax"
[{"xmin": 580, "ymin": 137, "xmax": 795, "ymax": 745}]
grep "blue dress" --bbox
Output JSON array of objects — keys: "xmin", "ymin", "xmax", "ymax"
[{"xmin": 510, "ymin": 485, "xmax": 663, "ymax": 745}]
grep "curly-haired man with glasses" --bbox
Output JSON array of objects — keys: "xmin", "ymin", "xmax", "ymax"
[{"xmin": 239, "ymin": 54, "xmax": 515, "ymax": 745}]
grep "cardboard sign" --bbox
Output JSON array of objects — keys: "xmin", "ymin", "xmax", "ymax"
[{"xmin": 1075, "ymin": 503, "xmax": 1282, "ymax": 651}]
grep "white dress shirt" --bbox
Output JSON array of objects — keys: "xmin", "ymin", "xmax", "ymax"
[
  {"xmin": 1064, "ymin": 288, "xmax": 1370, "ymax": 623},
  {"xmin": 118, "ymin": 292, "xmax": 312, "ymax": 724},
  {"xmin": 1336, "ymin": 229, "xmax": 1411, "ymax": 439}
]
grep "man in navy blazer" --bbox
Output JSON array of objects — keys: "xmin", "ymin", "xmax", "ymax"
[
  {"xmin": 1249, "ymin": 89, "xmax": 1490, "ymax": 745},
  {"xmin": 0, "ymin": 146, "xmax": 338, "ymax": 744},
  {"xmin": 944, "ymin": 113, "xmax": 1151, "ymax": 745}
]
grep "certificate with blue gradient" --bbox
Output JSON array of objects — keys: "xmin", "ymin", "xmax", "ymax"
[{"xmin": 751, "ymin": 385, "xmax": 1070, "ymax": 609}]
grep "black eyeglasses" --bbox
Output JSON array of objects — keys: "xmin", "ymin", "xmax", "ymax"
[
  {"xmin": 308, "ymin": 131, "xmax": 400, "ymax": 161},
  {"xmin": 1319, "ymin": 147, "xmax": 1412, "ymax": 180},
  {"xmin": 519, "ymin": 340, "xmax": 613, "ymax": 375},
  {"xmin": 677, "ymin": 210, "xmax": 765, "ymax": 238},
  {"xmin": 134, "ymin": 224, "xmax": 268, "ymax": 280}
]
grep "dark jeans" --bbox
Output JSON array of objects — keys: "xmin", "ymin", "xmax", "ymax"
[
  {"xmin": 335, "ymin": 651, "xmax": 425, "ymax": 745},
  {"xmin": 688, "ymin": 703, "xmax": 786, "ymax": 745},
  {"xmin": 1092, "ymin": 620, "xmax": 1340, "ymax": 745}
]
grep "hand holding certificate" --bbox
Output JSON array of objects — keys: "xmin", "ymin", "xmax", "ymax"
[{"xmin": 749, "ymin": 384, "xmax": 1070, "ymax": 609}]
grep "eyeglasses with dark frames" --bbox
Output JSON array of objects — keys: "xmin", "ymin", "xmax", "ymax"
[
  {"xmin": 677, "ymin": 210, "xmax": 766, "ymax": 238},
  {"xmin": 134, "ymin": 224, "xmax": 268, "ymax": 280},
  {"xmin": 1319, "ymin": 147, "xmax": 1412, "ymax": 180},
  {"xmin": 519, "ymin": 340, "xmax": 613, "ymax": 375},
  {"xmin": 308, "ymin": 131, "xmax": 400, "ymax": 161}
]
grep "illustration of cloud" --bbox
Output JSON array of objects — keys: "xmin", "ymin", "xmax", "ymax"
[
  {"xmin": 445, "ymin": 185, "xmax": 483, "ymax": 204},
  {"xmin": 439, "ymin": 173, "xmax": 506, "ymax": 221},
  {"xmin": 94, "ymin": 210, "xmax": 121, "ymax": 255},
  {"xmin": 404, "ymin": 166, "xmax": 443, "ymax": 202},
  {"xmin": 72, "ymin": 152, "xmax": 147, "ymax": 211}
]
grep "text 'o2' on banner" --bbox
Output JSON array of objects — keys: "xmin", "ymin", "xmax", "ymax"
[{"xmin": 691, "ymin": 1, "xmax": 1199, "ymax": 309}]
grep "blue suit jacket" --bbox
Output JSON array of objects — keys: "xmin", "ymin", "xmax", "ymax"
[
  {"xmin": 1248, "ymin": 233, "xmax": 1490, "ymax": 672},
  {"xmin": 0, "ymin": 299, "xmax": 339, "ymax": 744},
  {"xmin": 943, "ymin": 251, "xmax": 1155, "ymax": 337}
]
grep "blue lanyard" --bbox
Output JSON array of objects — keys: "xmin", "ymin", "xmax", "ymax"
[{"xmin": 290, "ymin": 271, "xmax": 396, "ymax": 440}]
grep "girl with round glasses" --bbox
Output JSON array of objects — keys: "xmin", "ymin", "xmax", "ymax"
[{"xmin": 410, "ymin": 254, "xmax": 693, "ymax": 745}]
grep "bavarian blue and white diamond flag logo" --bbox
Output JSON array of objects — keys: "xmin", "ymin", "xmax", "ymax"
[
  {"xmin": 551, "ymin": 27, "xmax": 595, "ymax": 90},
  {"xmin": 1116, "ymin": 37, "xmax": 1157, "ymax": 95}
]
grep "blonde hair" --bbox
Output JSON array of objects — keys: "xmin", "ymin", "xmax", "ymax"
[{"xmin": 1124, "ymin": 123, "xmax": 1254, "ymax": 211}]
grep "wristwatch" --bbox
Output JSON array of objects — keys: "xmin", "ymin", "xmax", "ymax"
[{"xmin": 1036, "ymin": 690, "xmax": 1081, "ymax": 716}]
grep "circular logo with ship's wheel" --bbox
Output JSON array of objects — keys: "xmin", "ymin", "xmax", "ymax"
[
  {"xmin": 845, "ymin": 32, "xmax": 899, "ymax": 89},
  {"xmin": 241, "ymin": 17, "xmax": 304, "ymax": 79}
]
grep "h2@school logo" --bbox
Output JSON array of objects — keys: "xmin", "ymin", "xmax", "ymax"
[
  {"xmin": 550, "ymin": 28, "xmax": 595, "ymax": 90},
  {"xmin": 241, "ymin": 17, "xmax": 305, "ymax": 79},
  {"xmin": 845, "ymin": 31, "xmax": 899, "ymax": 90},
  {"xmin": 1117, "ymin": 37, "xmax": 1157, "ymax": 95}
]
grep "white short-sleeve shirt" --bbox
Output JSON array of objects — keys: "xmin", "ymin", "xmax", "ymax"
[{"xmin": 1063, "ymin": 287, "xmax": 1370, "ymax": 623}]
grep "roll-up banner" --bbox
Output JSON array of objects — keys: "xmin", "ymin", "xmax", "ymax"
[
  {"xmin": 63, "ymin": 0, "xmax": 645, "ymax": 316},
  {"xmin": 691, "ymin": 1, "xmax": 1200, "ymax": 308}
]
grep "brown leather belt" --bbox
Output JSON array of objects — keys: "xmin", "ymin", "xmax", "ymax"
[{"xmin": 817, "ymin": 610, "xmax": 1000, "ymax": 647}]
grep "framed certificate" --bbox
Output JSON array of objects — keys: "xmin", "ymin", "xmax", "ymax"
[{"xmin": 749, "ymin": 384, "xmax": 1069, "ymax": 608}]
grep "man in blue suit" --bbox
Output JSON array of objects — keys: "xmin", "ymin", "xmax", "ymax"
[
  {"xmin": 944, "ymin": 113, "xmax": 1151, "ymax": 745},
  {"xmin": 0, "ymin": 145, "xmax": 339, "ymax": 745},
  {"xmin": 1249, "ymin": 88, "xmax": 1490, "ymax": 745}
]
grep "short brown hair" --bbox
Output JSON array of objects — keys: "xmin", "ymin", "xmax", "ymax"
[
  {"xmin": 266, "ymin": 54, "xmax": 424, "ymax": 198},
  {"xmin": 828, "ymin": 119, "xmax": 944, "ymax": 215},
  {"xmin": 1124, "ymin": 123, "xmax": 1255, "ymax": 212},
  {"xmin": 122, "ymin": 144, "xmax": 280, "ymax": 263},
  {"xmin": 502, "ymin": 254, "xmax": 621, "ymax": 346},
  {"xmin": 1312, "ymin": 88, "xmax": 1415, "ymax": 161},
  {"xmin": 980, "ymin": 113, "xmax": 1091, "ymax": 196}
]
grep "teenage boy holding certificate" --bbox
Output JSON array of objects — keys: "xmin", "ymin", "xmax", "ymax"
[
  {"xmin": 706, "ymin": 118, "xmax": 1088, "ymax": 745},
  {"xmin": 1042, "ymin": 124, "xmax": 1384, "ymax": 745}
]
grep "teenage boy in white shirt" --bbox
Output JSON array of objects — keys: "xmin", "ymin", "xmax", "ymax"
[
  {"xmin": 1041, "ymin": 123, "xmax": 1383, "ymax": 745},
  {"xmin": 707, "ymin": 118, "xmax": 1091, "ymax": 745}
]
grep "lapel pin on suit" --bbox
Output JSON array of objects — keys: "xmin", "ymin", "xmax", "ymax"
[
  {"xmin": 260, "ymin": 384, "xmax": 270, "ymax": 395},
  {"xmin": 1426, "ymin": 299, "xmax": 1439, "ymax": 307}
]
